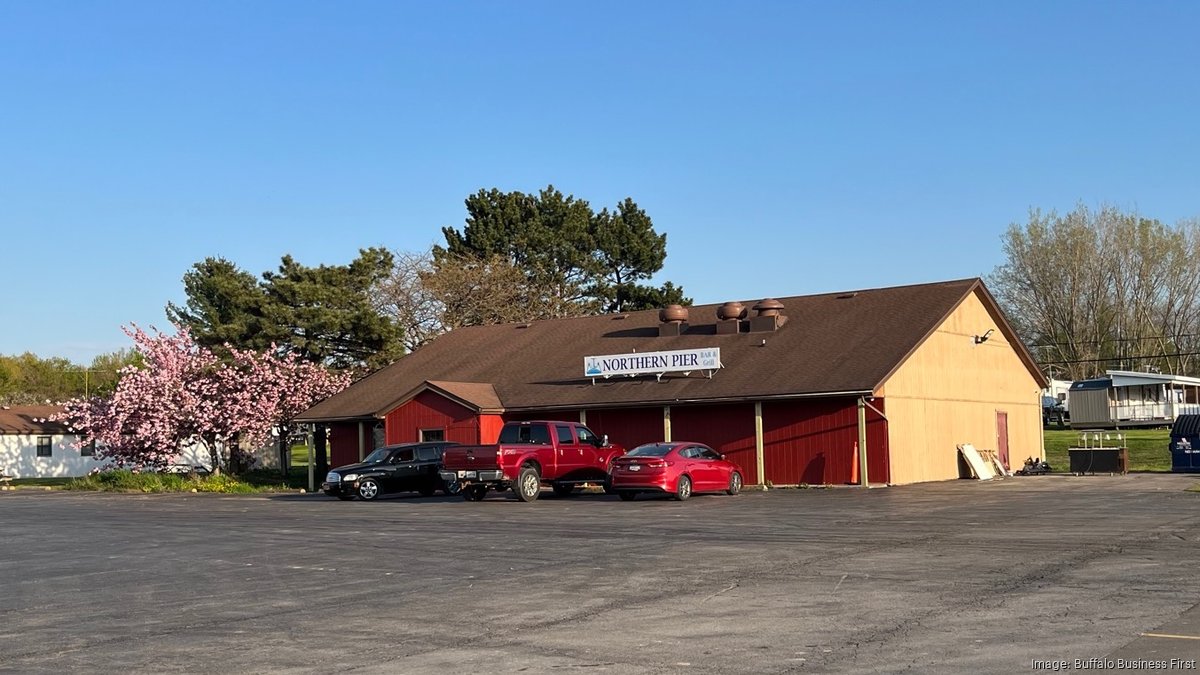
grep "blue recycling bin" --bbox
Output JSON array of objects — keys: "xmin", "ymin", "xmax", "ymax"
[{"xmin": 1169, "ymin": 414, "xmax": 1200, "ymax": 473}]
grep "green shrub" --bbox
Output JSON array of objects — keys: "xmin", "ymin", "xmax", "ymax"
[{"xmin": 62, "ymin": 470, "xmax": 292, "ymax": 494}]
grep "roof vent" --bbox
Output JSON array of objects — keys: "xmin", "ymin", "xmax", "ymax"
[
  {"xmin": 611, "ymin": 314, "xmax": 628, "ymax": 320},
  {"xmin": 837, "ymin": 292, "xmax": 858, "ymax": 299},
  {"xmin": 658, "ymin": 304, "xmax": 689, "ymax": 336},
  {"xmin": 749, "ymin": 299, "xmax": 787, "ymax": 333},
  {"xmin": 515, "ymin": 323, "xmax": 531, "ymax": 329},
  {"xmin": 716, "ymin": 301, "xmax": 746, "ymax": 334}
]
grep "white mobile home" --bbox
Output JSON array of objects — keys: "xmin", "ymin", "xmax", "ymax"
[{"xmin": 1068, "ymin": 370, "xmax": 1200, "ymax": 429}]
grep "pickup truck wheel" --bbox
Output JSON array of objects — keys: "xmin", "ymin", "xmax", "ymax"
[
  {"xmin": 357, "ymin": 479, "xmax": 381, "ymax": 501},
  {"xmin": 674, "ymin": 475, "xmax": 692, "ymax": 501},
  {"xmin": 463, "ymin": 485, "xmax": 488, "ymax": 501},
  {"xmin": 417, "ymin": 484, "xmax": 437, "ymax": 497},
  {"xmin": 441, "ymin": 479, "xmax": 462, "ymax": 496},
  {"xmin": 603, "ymin": 476, "xmax": 616, "ymax": 495},
  {"xmin": 618, "ymin": 491, "xmax": 637, "ymax": 502},
  {"xmin": 551, "ymin": 482, "xmax": 575, "ymax": 497},
  {"xmin": 515, "ymin": 466, "xmax": 541, "ymax": 502},
  {"xmin": 727, "ymin": 471, "xmax": 743, "ymax": 496}
]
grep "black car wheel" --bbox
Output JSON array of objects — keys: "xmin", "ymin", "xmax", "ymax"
[
  {"xmin": 357, "ymin": 479, "xmax": 381, "ymax": 501},
  {"xmin": 514, "ymin": 465, "xmax": 541, "ymax": 502},
  {"xmin": 603, "ymin": 476, "xmax": 617, "ymax": 495},
  {"xmin": 674, "ymin": 475, "xmax": 692, "ymax": 501},
  {"xmin": 727, "ymin": 471, "xmax": 743, "ymax": 496},
  {"xmin": 336, "ymin": 494, "xmax": 355, "ymax": 501},
  {"xmin": 442, "ymin": 479, "xmax": 462, "ymax": 496},
  {"xmin": 551, "ymin": 482, "xmax": 575, "ymax": 497},
  {"xmin": 618, "ymin": 491, "xmax": 637, "ymax": 502},
  {"xmin": 417, "ymin": 484, "xmax": 437, "ymax": 497},
  {"xmin": 463, "ymin": 485, "xmax": 488, "ymax": 501}
]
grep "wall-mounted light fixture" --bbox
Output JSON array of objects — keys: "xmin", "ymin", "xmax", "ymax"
[{"xmin": 973, "ymin": 329, "xmax": 995, "ymax": 345}]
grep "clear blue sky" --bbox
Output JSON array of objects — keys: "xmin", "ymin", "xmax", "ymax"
[{"xmin": 2, "ymin": 1, "xmax": 1197, "ymax": 363}]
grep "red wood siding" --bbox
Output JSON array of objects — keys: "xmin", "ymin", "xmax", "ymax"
[
  {"xmin": 669, "ymin": 403, "xmax": 758, "ymax": 485},
  {"xmin": 384, "ymin": 391, "xmax": 480, "ymax": 445},
  {"xmin": 479, "ymin": 414, "xmax": 505, "ymax": 444},
  {"xmin": 329, "ymin": 422, "xmax": 361, "ymax": 468},
  {"xmin": 761, "ymin": 398, "xmax": 889, "ymax": 485},
  {"xmin": 580, "ymin": 407, "xmax": 664, "ymax": 451}
]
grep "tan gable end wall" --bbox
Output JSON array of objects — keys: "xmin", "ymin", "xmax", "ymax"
[{"xmin": 881, "ymin": 289, "xmax": 1043, "ymax": 485}]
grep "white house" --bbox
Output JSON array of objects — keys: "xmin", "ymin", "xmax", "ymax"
[
  {"xmin": 0, "ymin": 404, "xmax": 105, "ymax": 478},
  {"xmin": 0, "ymin": 404, "xmax": 268, "ymax": 478}
]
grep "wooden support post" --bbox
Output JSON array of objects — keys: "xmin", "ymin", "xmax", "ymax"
[
  {"xmin": 358, "ymin": 421, "xmax": 365, "ymax": 462},
  {"xmin": 663, "ymin": 406, "xmax": 671, "ymax": 442},
  {"xmin": 306, "ymin": 427, "xmax": 314, "ymax": 493},
  {"xmin": 754, "ymin": 401, "xmax": 764, "ymax": 486},
  {"xmin": 857, "ymin": 397, "xmax": 869, "ymax": 487}
]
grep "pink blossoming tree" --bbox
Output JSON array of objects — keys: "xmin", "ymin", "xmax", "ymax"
[{"xmin": 58, "ymin": 325, "xmax": 350, "ymax": 473}]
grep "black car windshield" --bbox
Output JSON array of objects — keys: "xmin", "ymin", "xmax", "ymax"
[
  {"xmin": 626, "ymin": 443, "xmax": 674, "ymax": 457},
  {"xmin": 362, "ymin": 448, "xmax": 392, "ymax": 464}
]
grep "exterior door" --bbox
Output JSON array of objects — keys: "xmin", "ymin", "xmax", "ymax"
[{"xmin": 996, "ymin": 411, "xmax": 1009, "ymax": 470}]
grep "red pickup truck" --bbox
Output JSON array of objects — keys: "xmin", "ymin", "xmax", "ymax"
[{"xmin": 439, "ymin": 420, "xmax": 626, "ymax": 502}]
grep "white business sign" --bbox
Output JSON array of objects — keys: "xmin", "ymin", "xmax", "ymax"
[{"xmin": 584, "ymin": 347, "xmax": 721, "ymax": 378}]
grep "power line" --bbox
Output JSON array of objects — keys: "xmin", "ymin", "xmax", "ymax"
[
  {"xmin": 1030, "ymin": 333, "xmax": 1200, "ymax": 348},
  {"xmin": 1039, "ymin": 351, "xmax": 1200, "ymax": 365}
]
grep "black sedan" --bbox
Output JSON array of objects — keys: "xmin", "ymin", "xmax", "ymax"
[{"xmin": 323, "ymin": 442, "xmax": 461, "ymax": 501}]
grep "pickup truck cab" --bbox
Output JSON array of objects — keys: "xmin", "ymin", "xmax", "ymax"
[{"xmin": 439, "ymin": 421, "xmax": 625, "ymax": 502}]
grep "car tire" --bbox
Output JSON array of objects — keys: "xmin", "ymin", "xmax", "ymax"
[
  {"xmin": 357, "ymin": 479, "xmax": 381, "ymax": 501},
  {"xmin": 463, "ymin": 485, "xmax": 488, "ymax": 501},
  {"xmin": 618, "ymin": 491, "xmax": 637, "ymax": 502},
  {"xmin": 727, "ymin": 471, "xmax": 743, "ymax": 496},
  {"xmin": 514, "ymin": 465, "xmax": 541, "ymax": 502},
  {"xmin": 442, "ymin": 479, "xmax": 462, "ymax": 496},
  {"xmin": 417, "ymin": 484, "xmax": 437, "ymax": 497},
  {"xmin": 336, "ymin": 494, "xmax": 355, "ymax": 501},
  {"xmin": 551, "ymin": 482, "xmax": 574, "ymax": 497},
  {"xmin": 603, "ymin": 476, "xmax": 617, "ymax": 495},
  {"xmin": 674, "ymin": 475, "xmax": 692, "ymax": 501}
]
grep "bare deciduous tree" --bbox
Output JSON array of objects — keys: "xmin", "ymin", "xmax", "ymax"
[
  {"xmin": 990, "ymin": 204, "xmax": 1200, "ymax": 380},
  {"xmin": 373, "ymin": 250, "xmax": 445, "ymax": 352}
]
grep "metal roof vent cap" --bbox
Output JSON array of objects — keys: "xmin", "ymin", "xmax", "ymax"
[
  {"xmin": 659, "ymin": 304, "xmax": 688, "ymax": 324},
  {"xmin": 717, "ymin": 301, "xmax": 747, "ymax": 321},
  {"xmin": 753, "ymin": 298, "xmax": 785, "ymax": 317}
]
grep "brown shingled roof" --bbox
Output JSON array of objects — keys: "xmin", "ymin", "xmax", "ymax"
[
  {"xmin": 0, "ymin": 405, "xmax": 70, "ymax": 434},
  {"xmin": 297, "ymin": 278, "xmax": 1044, "ymax": 422}
]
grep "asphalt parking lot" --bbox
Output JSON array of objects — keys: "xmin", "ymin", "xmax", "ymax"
[{"xmin": 2, "ymin": 475, "xmax": 1199, "ymax": 674}]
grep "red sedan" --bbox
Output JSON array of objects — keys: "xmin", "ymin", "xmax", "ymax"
[{"xmin": 609, "ymin": 442, "xmax": 743, "ymax": 501}]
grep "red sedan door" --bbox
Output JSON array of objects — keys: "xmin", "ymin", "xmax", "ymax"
[{"xmin": 691, "ymin": 445, "xmax": 730, "ymax": 491}]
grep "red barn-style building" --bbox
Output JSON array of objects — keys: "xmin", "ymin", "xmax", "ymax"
[{"xmin": 298, "ymin": 278, "xmax": 1047, "ymax": 486}]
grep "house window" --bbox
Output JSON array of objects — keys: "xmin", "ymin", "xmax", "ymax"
[
  {"xmin": 419, "ymin": 428, "xmax": 445, "ymax": 442},
  {"xmin": 37, "ymin": 436, "xmax": 52, "ymax": 457},
  {"xmin": 81, "ymin": 439, "xmax": 96, "ymax": 457}
]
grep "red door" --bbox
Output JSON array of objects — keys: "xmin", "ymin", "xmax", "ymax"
[
  {"xmin": 553, "ymin": 423, "xmax": 582, "ymax": 475},
  {"xmin": 996, "ymin": 411, "xmax": 1009, "ymax": 470}
]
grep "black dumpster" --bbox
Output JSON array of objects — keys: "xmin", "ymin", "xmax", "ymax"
[{"xmin": 1169, "ymin": 414, "xmax": 1200, "ymax": 473}]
